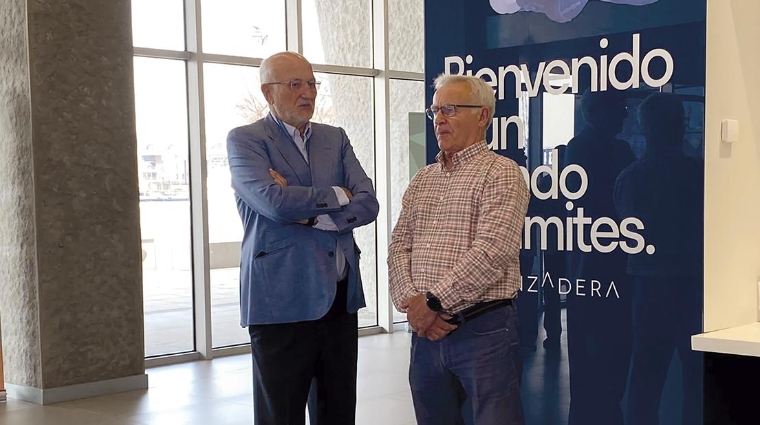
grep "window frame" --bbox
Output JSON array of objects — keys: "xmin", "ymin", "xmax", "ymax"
[{"xmin": 134, "ymin": 0, "xmax": 425, "ymax": 365}]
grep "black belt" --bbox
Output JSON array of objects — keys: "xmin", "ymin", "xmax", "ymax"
[{"xmin": 444, "ymin": 299, "xmax": 512, "ymax": 326}]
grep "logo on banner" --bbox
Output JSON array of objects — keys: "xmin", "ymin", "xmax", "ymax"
[{"xmin": 489, "ymin": 0, "xmax": 661, "ymax": 23}]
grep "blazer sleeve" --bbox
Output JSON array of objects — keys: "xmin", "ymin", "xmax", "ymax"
[
  {"xmin": 326, "ymin": 128, "xmax": 379, "ymax": 234},
  {"xmin": 227, "ymin": 126, "xmax": 342, "ymax": 223}
]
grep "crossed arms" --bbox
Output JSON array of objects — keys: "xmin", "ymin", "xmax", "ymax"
[{"xmin": 227, "ymin": 126, "xmax": 378, "ymax": 233}]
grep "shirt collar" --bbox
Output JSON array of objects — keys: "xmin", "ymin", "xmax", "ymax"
[
  {"xmin": 435, "ymin": 140, "xmax": 490, "ymax": 169},
  {"xmin": 270, "ymin": 112, "xmax": 312, "ymax": 142}
]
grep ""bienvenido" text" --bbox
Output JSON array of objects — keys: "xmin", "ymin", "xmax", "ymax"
[{"xmin": 444, "ymin": 33, "xmax": 673, "ymax": 99}]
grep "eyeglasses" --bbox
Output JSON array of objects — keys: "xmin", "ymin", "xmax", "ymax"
[
  {"xmin": 425, "ymin": 104, "xmax": 483, "ymax": 120},
  {"xmin": 263, "ymin": 79, "xmax": 321, "ymax": 91}
]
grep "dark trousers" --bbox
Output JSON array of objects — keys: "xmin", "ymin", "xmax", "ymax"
[
  {"xmin": 517, "ymin": 252, "xmax": 539, "ymax": 350},
  {"xmin": 567, "ymin": 275, "xmax": 632, "ymax": 425},
  {"xmin": 542, "ymin": 252, "xmax": 565, "ymax": 343},
  {"xmin": 626, "ymin": 276, "xmax": 703, "ymax": 425},
  {"xmin": 248, "ymin": 278, "xmax": 357, "ymax": 425}
]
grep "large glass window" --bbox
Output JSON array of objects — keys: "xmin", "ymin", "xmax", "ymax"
[
  {"xmin": 203, "ymin": 63, "xmax": 265, "ymax": 348},
  {"xmin": 302, "ymin": 0, "xmax": 373, "ymax": 68},
  {"xmin": 133, "ymin": 0, "xmax": 425, "ymax": 358},
  {"xmin": 133, "ymin": 57, "xmax": 194, "ymax": 357},
  {"xmin": 389, "ymin": 79, "xmax": 425, "ymax": 323},
  {"xmin": 131, "ymin": 0, "xmax": 185, "ymax": 51},
  {"xmin": 313, "ymin": 73, "xmax": 377, "ymax": 327},
  {"xmin": 389, "ymin": 0, "xmax": 424, "ymax": 72},
  {"xmin": 201, "ymin": 0, "xmax": 287, "ymax": 58}
]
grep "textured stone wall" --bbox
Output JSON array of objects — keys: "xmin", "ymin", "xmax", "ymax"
[
  {"xmin": 0, "ymin": 0, "xmax": 44, "ymax": 389},
  {"xmin": 1, "ymin": 0, "xmax": 145, "ymax": 389}
]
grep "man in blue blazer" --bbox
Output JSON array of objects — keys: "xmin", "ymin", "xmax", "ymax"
[{"xmin": 226, "ymin": 52, "xmax": 379, "ymax": 425}]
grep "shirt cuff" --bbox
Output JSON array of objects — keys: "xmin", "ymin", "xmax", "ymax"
[
  {"xmin": 393, "ymin": 287, "xmax": 420, "ymax": 312},
  {"xmin": 332, "ymin": 186, "xmax": 350, "ymax": 206},
  {"xmin": 430, "ymin": 281, "xmax": 462, "ymax": 313},
  {"xmin": 313, "ymin": 214, "xmax": 339, "ymax": 231}
]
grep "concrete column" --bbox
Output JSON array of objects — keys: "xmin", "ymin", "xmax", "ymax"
[
  {"xmin": 0, "ymin": 328, "xmax": 5, "ymax": 401},
  {"xmin": 0, "ymin": 0, "xmax": 147, "ymax": 404}
]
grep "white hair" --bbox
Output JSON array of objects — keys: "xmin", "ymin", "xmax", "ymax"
[
  {"xmin": 433, "ymin": 74, "xmax": 496, "ymax": 124},
  {"xmin": 260, "ymin": 51, "xmax": 311, "ymax": 84}
]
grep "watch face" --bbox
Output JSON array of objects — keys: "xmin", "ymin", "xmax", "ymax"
[{"xmin": 426, "ymin": 293, "xmax": 442, "ymax": 311}]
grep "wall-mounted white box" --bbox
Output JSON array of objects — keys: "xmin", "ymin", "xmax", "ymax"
[{"xmin": 721, "ymin": 119, "xmax": 739, "ymax": 143}]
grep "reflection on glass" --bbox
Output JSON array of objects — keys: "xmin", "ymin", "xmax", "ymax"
[
  {"xmin": 134, "ymin": 57, "xmax": 194, "ymax": 356},
  {"xmin": 203, "ymin": 63, "xmax": 265, "ymax": 348},
  {"xmin": 542, "ymin": 92, "xmax": 575, "ymax": 163},
  {"xmin": 302, "ymin": 0, "xmax": 373, "ymax": 68},
  {"xmin": 201, "ymin": 0, "xmax": 286, "ymax": 58},
  {"xmin": 312, "ymin": 73, "xmax": 378, "ymax": 327},
  {"xmin": 389, "ymin": 0, "xmax": 424, "ymax": 72},
  {"xmin": 390, "ymin": 79, "xmax": 425, "ymax": 323},
  {"xmin": 131, "ymin": 0, "xmax": 185, "ymax": 50},
  {"xmin": 613, "ymin": 92, "xmax": 704, "ymax": 425}
]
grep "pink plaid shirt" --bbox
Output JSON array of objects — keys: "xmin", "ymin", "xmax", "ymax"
[{"xmin": 388, "ymin": 141, "xmax": 530, "ymax": 313}]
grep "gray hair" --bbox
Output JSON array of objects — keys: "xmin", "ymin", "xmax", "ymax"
[{"xmin": 433, "ymin": 74, "xmax": 496, "ymax": 124}]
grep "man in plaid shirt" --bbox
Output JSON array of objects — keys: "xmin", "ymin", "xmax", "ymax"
[{"xmin": 389, "ymin": 74, "xmax": 530, "ymax": 425}]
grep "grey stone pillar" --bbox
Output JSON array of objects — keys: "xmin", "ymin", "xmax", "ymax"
[{"xmin": 0, "ymin": 0, "xmax": 147, "ymax": 404}]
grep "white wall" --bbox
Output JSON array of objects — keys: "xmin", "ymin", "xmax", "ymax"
[{"xmin": 704, "ymin": 0, "xmax": 760, "ymax": 332}]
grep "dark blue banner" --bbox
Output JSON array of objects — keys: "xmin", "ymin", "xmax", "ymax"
[{"xmin": 424, "ymin": 1, "xmax": 706, "ymax": 424}]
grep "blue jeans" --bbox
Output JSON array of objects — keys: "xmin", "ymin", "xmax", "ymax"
[{"xmin": 409, "ymin": 304, "xmax": 524, "ymax": 425}]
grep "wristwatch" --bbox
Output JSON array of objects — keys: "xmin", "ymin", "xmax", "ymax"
[{"xmin": 425, "ymin": 291, "xmax": 442, "ymax": 312}]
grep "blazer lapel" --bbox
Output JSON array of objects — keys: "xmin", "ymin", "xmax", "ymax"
[{"xmin": 264, "ymin": 115, "xmax": 312, "ymax": 186}]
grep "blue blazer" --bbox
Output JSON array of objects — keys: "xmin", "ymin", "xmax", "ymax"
[{"xmin": 227, "ymin": 114, "xmax": 379, "ymax": 326}]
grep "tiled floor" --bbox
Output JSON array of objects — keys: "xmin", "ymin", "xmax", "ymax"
[
  {"xmin": 1, "ymin": 312, "xmax": 583, "ymax": 425},
  {"xmin": 0, "ymin": 331, "xmax": 416, "ymax": 425}
]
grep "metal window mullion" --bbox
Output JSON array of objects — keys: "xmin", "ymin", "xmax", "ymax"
[
  {"xmin": 145, "ymin": 352, "xmax": 202, "ymax": 368},
  {"xmin": 285, "ymin": 0, "xmax": 303, "ymax": 53},
  {"xmin": 312, "ymin": 64, "xmax": 379, "ymax": 77},
  {"xmin": 185, "ymin": 0, "xmax": 213, "ymax": 359},
  {"xmin": 169, "ymin": 53, "xmax": 379, "ymax": 78},
  {"xmin": 194, "ymin": 53, "xmax": 264, "ymax": 67},
  {"xmin": 373, "ymin": 0, "xmax": 394, "ymax": 333},
  {"xmin": 133, "ymin": 47, "xmax": 192, "ymax": 60},
  {"xmin": 387, "ymin": 70, "xmax": 424, "ymax": 81}
]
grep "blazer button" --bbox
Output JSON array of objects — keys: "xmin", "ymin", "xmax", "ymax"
[{"xmin": 328, "ymin": 251, "xmax": 335, "ymax": 257}]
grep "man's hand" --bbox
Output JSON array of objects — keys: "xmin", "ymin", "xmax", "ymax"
[
  {"xmin": 269, "ymin": 169, "xmax": 288, "ymax": 187},
  {"xmin": 401, "ymin": 294, "xmax": 437, "ymax": 337},
  {"xmin": 425, "ymin": 314, "xmax": 457, "ymax": 341},
  {"xmin": 341, "ymin": 187, "xmax": 353, "ymax": 200},
  {"xmin": 270, "ymin": 169, "xmax": 313, "ymax": 225}
]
